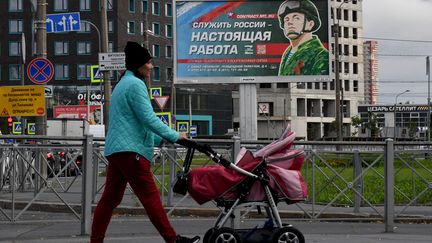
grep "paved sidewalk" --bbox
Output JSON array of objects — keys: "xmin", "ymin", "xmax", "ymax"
[{"xmin": 1, "ymin": 213, "xmax": 432, "ymax": 243}]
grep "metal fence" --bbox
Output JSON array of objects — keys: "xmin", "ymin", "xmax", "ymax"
[{"xmin": 1, "ymin": 135, "xmax": 432, "ymax": 235}]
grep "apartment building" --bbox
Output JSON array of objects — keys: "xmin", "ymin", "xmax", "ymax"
[{"xmin": 364, "ymin": 40, "xmax": 379, "ymax": 105}]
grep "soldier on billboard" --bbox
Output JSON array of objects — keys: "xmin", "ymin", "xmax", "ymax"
[{"xmin": 278, "ymin": 0, "xmax": 329, "ymax": 76}]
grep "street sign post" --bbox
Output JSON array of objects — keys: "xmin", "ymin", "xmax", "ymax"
[
  {"xmin": 27, "ymin": 58, "xmax": 54, "ymax": 84},
  {"xmin": 46, "ymin": 12, "xmax": 81, "ymax": 33},
  {"xmin": 98, "ymin": 52, "xmax": 126, "ymax": 71}
]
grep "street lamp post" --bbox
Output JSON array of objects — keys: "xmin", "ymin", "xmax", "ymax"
[
  {"xmin": 394, "ymin": 90, "xmax": 410, "ymax": 140},
  {"xmin": 427, "ymin": 56, "xmax": 430, "ymax": 143}
]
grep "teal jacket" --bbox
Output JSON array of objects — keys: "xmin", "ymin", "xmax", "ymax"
[{"xmin": 104, "ymin": 70, "xmax": 179, "ymax": 161}]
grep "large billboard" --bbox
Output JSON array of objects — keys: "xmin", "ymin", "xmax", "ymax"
[{"xmin": 175, "ymin": 0, "xmax": 331, "ymax": 84}]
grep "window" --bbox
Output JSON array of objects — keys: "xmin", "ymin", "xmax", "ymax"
[
  {"xmin": 80, "ymin": 0, "xmax": 90, "ymax": 10},
  {"xmin": 166, "ymin": 67, "xmax": 173, "ymax": 82},
  {"xmin": 352, "ymin": 28, "xmax": 358, "ymax": 39},
  {"xmin": 9, "ymin": 41, "xmax": 21, "ymax": 56},
  {"xmin": 79, "ymin": 21, "xmax": 91, "ymax": 32},
  {"xmin": 152, "ymin": 1, "xmax": 160, "ymax": 15},
  {"xmin": 108, "ymin": 41, "xmax": 114, "ymax": 52},
  {"xmin": 336, "ymin": 8, "xmax": 341, "ymax": 20},
  {"xmin": 343, "ymin": 27, "xmax": 349, "ymax": 38},
  {"xmin": 297, "ymin": 82, "xmax": 305, "ymax": 89},
  {"xmin": 165, "ymin": 3, "xmax": 172, "ymax": 16},
  {"xmin": 344, "ymin": 80, "xmax": 350, "ymax": 91},
  {"xmin": 9, "ymin": 0, "xmax": 23, "ymax": 11},
  {"xmin": 307, "ymin": 82, "xmax": 312, "ymax": 89},
  {"xmin": 142, "ymin": 0, "xmax": 148, "ymax": 12},
  {"xmin": 108, "ymin": 20, "xmax": 114, "ymax": 32},
  {"xmin": 352, "ymin": 10, "xmax": 358, "ymax": 22},
  {"xmin": 344, "ymin": 44, "xmax": 349, "ymax": 56},
  {"xmin": 166, "ymin": 24, "xmax": 173, "ymax": 38},
  {"xmin": 353, "ymin": 45, "xmax": 358, "ymax": 56},
  {"xmin": 259, "ymin": 83, "xmax": 271, "ymax": 88},
  {"xmin": 55, "ymin": 64, "xmax": 69, "ymax": 80},
  {"xmin": 343, "ymin": 9, "xmax": 349, "ymax": 21},
  {"xmin": 54, "ymin": 0, "xmax": 68, "ymax": 11},
  {"xmin": 77, "ymin": 42, "xmax": 91, "ymax": 55},
  {"xmin": 129, "ymin": 0, "xmax": 135, "ymax": 12},
  {"xmin": 54, "ymin": 41, "xmax": 68, "ymax": 55},
  {"xmin": 9, "ymin": 20, "xmax": 23, "ymax": 33},
  {"xmin": 330, "ymin": 80, "xmax": 335, "ymax": 90},
  {"xmin": 322, "ymin": 82, "xmax": 328, "ymax": 90},
  {"xmin": 107, "ymin": 0, "xmax": 114, "ymax": 10},
  {"xmin": 353, "ymin": 63, "xmax": 358, "ymax": 74},
  {"xmin": 153, "ymin": 66, "xmax": 160, "ymax": 81},
  {"xmin": 277, "ymin": 83, "xmax": 289, "ymax": 88},
  {"xmin": 353, "ymin": 80, "xmax": 358, "ymax": 92},
  {"xmin": 152, "ymin": 22, "xmax": 160, "ymax": 35},
  {"xmin": 152, "ymin": 44, "xmax": 160, "ymax": 58},
  {"xmin": 127, "ymin": 21, "xmax": 136, "ymax": 34},
  {"xmin": 77, "ymin": 64, "xmax": 91, "ymax": 79},
  {"xmin": 165, "ymin": 45, "xmax": 172, "ymax": 58},
  {"xmin": 9, "ymin": 64, "xmax": 21, "ymax": 80},
  {"xmin": 314, "ymin": 82, "xmax": 320, "ymax": 89},
  {"xmin": 344, "ymin": 62, "xmax": 349, "ymax": 74}
]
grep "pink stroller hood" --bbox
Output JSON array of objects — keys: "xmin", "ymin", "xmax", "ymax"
[{"xmin": 187, "ymin": 125, "xmax": 308, "ymax": 204}]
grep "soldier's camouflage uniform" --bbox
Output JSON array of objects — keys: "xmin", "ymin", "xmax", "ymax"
[{"xmin": 278, "ymin": 36, "xmax": 329, "ymax": 76}]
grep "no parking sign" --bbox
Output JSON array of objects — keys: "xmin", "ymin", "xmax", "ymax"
[{"xmin": 27, "ymin": 58, "xmax": 54, "ymax": 84}]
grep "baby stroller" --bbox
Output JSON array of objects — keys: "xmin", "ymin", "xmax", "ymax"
[{"xmin": 174, "ymin": 125, "xmax": 307, "ymax": 243}]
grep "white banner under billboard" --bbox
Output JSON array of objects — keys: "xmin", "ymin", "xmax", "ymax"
[{"xmin": 174, "ymin": 0, "xmax": 331, "ymax": 84}]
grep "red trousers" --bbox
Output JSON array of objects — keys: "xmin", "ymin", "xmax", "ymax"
[{"xmin": 90, "ymin": 152, "xmax": 177, "ymax": 243}]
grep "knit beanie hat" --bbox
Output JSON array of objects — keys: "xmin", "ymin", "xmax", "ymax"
[{"xmin": 124, "ymin": 41, "xmax": 152, "ymax": 70}]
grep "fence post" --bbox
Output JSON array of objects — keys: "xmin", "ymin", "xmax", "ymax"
[
  {"xmin": 92, "ymin": 144, "xmax": 100, "ymax": 203},
  {"xmin": 353, "ymin": 150, "xmax": 363, "ymax": 213},
  {"xmin": 384, "ymin": 138, "xmax": 394, "ymax": 233},
  {"xmin": 232, "ymin": 136, "xmax": 241, "ymax": 163},
  {"xmin": 167, "ymin": 144, "xmax": 176, "ymax": 207},
  {"xmin": 81, "ymin": 134, "xmax": 93, "ymax": 235}
]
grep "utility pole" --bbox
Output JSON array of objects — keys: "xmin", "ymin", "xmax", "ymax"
[
  {"xmin": 101, "ymin": 0, "xmax": 111, "ymax": 134},
  {"xmin": 334, "ymin": 23, "xmax": 342, "ymax": 141},
  {"xmin": 35, "ymin": 0, "xmax": 47, "ymax": 136},
  {"xmin": 427, "ymin": 56, "xmax": 430, "ymax": 143}
]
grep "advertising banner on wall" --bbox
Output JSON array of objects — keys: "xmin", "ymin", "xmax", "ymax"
[
  {"xmin": 175, "ymin": 0, "xmax": 330, "ymax": 84},
  {"xmin": 54, "ymin": 105, "xmax": 102, "ymax": 124}
]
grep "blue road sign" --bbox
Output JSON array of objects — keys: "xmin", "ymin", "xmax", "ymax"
[
  {"xmin": 46, "ymin": 12, "xmax": 81, "ymax": 33},
  {"xmin": 28, "ymin": 123, "xmax": 36, "ymax": 135},
  {"xmin": 12, "ymin": 122, "xmax": 22, "ymax": 135},
  {"xmin": 190, "ymin": 125, "xmax": 197, "ymax": 138},
  {"xmin": 156, "ymin": 112, "xmax": 172, "ymax": 128},
  {"xmin": 27, "ymin": 58, "xmax": 54, "ymax": 84}
]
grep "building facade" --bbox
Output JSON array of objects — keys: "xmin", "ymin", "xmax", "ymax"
[
  {"xmin": 233, "ymin": 0, "xmax": 365, "ymax": 140},
  {"xmin": 0, "ymin": 0, "xmax": 232, "ymax": 136},
  {"xmin": 363, "ymin": 40, "xmax": 379, "ymax": 105}
]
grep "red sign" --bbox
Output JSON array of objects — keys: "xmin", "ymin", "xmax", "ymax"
[
  {"xmin": 154, "ymin": 96, "xmax": 169, "ymax": 110},
  {"xmin": 53, "ymin": 105, "xmax": 102, "ymax": 124}
]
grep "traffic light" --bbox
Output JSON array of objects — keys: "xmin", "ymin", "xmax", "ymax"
[{"xmin": 7, "ymin": 117, "xmax": 13, "ymax": 127}]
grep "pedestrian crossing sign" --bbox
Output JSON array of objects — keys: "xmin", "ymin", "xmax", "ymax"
[
  {"xmin": 12, "ymin": 122, "xmax": 22, "ymax": 134},
  {"xmin": 156, "ymin": 112, "xmax": 172, "ymax": 128},
  {"xmin": 27, "ymin": 123, "xmax": 36, "ymax": 135},
  {"xmin": 91, "ymin": 65, "xmax": 103, "ymax": 83},
  {"xmin": 150, "ymin": 87, "xmax": 162, "ymax": 99},
  {"xmin": 177, "ymin": 122, "xmax": 189, "ymax": 133}
]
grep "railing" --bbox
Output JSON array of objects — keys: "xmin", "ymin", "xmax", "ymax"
[{"xmin": 1, "ymin": 135, "xmax": 432, "ymax": 235}]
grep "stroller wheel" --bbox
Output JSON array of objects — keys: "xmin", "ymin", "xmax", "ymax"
[
  {"xmin": 271, "ymin": 226, "xmax": 305, "ymax": 243},
  {"xmin": 203, "ymin": 228, "xmax": 216, "ymax": 243},
  {"xmin": 209, "ymin": 227, "xmax": 241, "ymax": 243}
]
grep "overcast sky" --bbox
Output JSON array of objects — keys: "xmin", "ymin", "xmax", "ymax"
[{"xmin": 362, "ymin": 0, "xmax": 432, "ymax": 105}]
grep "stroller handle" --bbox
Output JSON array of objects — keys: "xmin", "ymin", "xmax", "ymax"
[
  {"xmin": 176, "ymin": 138, "xmax": 259, "ymax": 179},
  {"xmin": 176, "ymin": 138, "xmax": 231, "ymax": 167}
]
